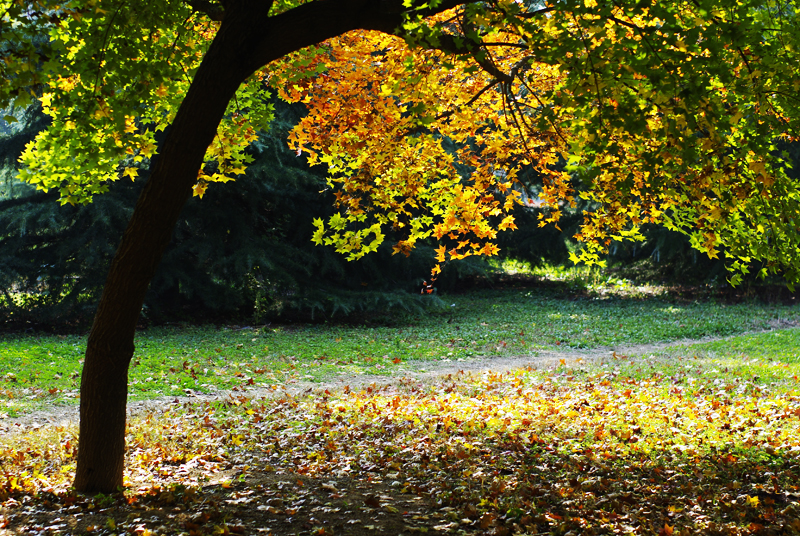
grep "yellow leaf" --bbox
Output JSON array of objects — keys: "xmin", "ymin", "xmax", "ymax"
[
  {"xmin": 192, "ymin": 183, "xmax": 208, "ymax": 198},
  {"xmin": 124, "ymin": 116, "xmax": 137, "ymax": 134},
  {"xmin": 498, "ymin": 215, "xmax": 517, "ymax": 231},
  {"xmin": 140, "ymin": 141, "xmax": 157, "ymax": 159},
  {"xmin": 39, "ymin": 93, "xmax": 53, "ymax": 108},
  {"xmin": 749, "ymin": 161, "xmax": 766, "ymax": 176}
]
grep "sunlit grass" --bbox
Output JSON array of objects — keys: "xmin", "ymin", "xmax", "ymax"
[
  {"xmin": 597, "ymin": 329, "xmax": 800, "ymax": 395},
  {"xmin": 2, "ymin": 287, "xmax": 798, "ymax": 416},
  {"xmin": 501, "ymin": 260, "xmax": 666, "ymax": 298}
]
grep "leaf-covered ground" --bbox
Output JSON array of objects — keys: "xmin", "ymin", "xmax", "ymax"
[{"xmin": 2, "ymin": 328, "xmax": 800, "ymax": 535}]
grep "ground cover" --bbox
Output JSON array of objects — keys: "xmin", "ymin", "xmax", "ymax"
[
  {"xmin": 1, "ymin": 287, "xmax": 797, "ymax": 417},
  {"xmin": 1, "ymin": 327, "xmax": 799, "ymax": 535}
]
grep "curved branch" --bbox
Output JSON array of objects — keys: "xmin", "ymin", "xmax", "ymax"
[
  {"xmin": 245, "ymin": 0, "xmax": 480, "ymax": 73},
  {"xmin": 425, "ymin": 32, "xmax": 514, "ymax": 83},
  {"xmin": 184, "ymin": 0, "xmax": 226, "ymax": 21}
]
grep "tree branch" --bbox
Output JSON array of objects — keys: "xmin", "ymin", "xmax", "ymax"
[
  {"xmin": 184, "ymin": 0, "xmax": 226, "ymax": 21},
  {"xmin": 516, "ymin": 7, "xmax": 554, "ymax": 19},
  {"xmin": 244, "ymin": 0, "xmax": 481, "ymax": 73},
  {"xmin": 427, "ymin": 32, "xmax": 514, "ymax": 83}
]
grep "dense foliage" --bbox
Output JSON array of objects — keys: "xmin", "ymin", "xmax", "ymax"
[
  {"xmin": 5, "ymin": 1, "xmax": 800, "ymax": 284},
  {"xmin": 2, "ymin": 108, "xmax": 795, "ymax": 329}
]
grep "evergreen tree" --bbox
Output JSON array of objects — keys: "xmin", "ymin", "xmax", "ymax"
[{"xmin": 0, "ymin": 103, "xmax": 450, "ymax": 328}]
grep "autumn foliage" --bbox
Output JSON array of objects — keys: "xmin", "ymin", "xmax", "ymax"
[
  {"xmin": 9, "ymin": 0, "xmax": 800, "ymax": 283},
  {"xmin": 4, "ymin": 0, "xmax": 800, "ymax": 495},
  {"xmin": 271, "ymin": 26, "xmax": 566, "ymax": 278},
  {"xmin": 269, "ymin": 3, "xmax": 800, "ymax": 284}
]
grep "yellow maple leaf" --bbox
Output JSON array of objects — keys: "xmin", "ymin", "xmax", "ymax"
[
  {"xmin": 39, "ymin": 92, "xmax": 53, "ymax": 108},
  {"xmin": 122, "ymin": 167, "xmax": 138, "ymax": 180},
  {"xmin": 498, "ymin": 215, "xmax": 517, "ymax": 231},
  {"xmin": 140, "ymin": 141, "xmax": 157, "ymax": 159},
  {"xmin": 192, "ymin": 183, "xmax": 207, "ymax": 198},
  {"xmin": 749, "ymin": 161, "xmax": 766, "ymax": 176}
]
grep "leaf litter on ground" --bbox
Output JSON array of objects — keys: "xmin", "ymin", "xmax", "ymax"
[{"xmin": 2, "ymin": 331, "xmax": 800, "ymax": 535}]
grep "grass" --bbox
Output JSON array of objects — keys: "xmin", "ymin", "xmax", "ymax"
[
  {"xmin": 1, "ymin": 285, "xmax": 798, "ymax": 417},
  {"xmin": 593, "ymin": 329, "xmax": 800, "ymax": 396}
]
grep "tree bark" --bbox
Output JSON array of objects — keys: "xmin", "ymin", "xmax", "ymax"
[
  {"xmin": 74, "ymin": 0, "xmax": 474, "ymax": 493},
  {"xmin": 73, "ymin": 2, "xmax": 265, "ymax": 492}
]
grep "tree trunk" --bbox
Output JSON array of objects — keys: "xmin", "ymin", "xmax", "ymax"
[{"xmin": 73, "ymin": 7, "xmax": 261, "ymax": 493}]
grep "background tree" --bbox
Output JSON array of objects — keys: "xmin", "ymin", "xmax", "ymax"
[
  {"xmin": 1, "ymin": 102, "xmax": 462, "ymax": 329},
  {"xmin": 2, "ymin": 0, "xmax": 800, "ymax": 492}
]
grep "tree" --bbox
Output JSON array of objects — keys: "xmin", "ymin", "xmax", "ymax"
[{"xmin": 2, "ymin": 0, "xmax": 799, "ymax": 492}]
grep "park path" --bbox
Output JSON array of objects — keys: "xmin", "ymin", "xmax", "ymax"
[{"xmin": 0, "ymin": 333, "xmax": 732, "ymax": 438}]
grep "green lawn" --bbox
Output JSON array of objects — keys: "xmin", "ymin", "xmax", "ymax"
[
  {"xmin": 616, "ymin": 328, "xmax": 800, "ymax": 393},
  {"xmin": 1, "ymin": 287, "xmax": 797, "ymax": 416}
]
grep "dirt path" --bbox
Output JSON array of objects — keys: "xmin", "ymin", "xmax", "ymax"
[{"xmin": 0, "ymin": 333, "xmax": 733, "ymax": 438}]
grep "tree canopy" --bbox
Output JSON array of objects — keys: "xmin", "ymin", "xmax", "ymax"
[
  {"xmin": 3, "ymin": 0, "xmax": 800, "ymax": 492},
  {"xmin": 6, "ymin": 0, "xmax": 800, "ymax": 283}
]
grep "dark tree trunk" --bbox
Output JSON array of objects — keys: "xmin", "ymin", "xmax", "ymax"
[
  {"xmin": 73, "ymin": 5, "xmax": 262, "ymax": 493},
  {"xmin": 73, "ymin": 0, "xmax": 468, "ymax": 493}
]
